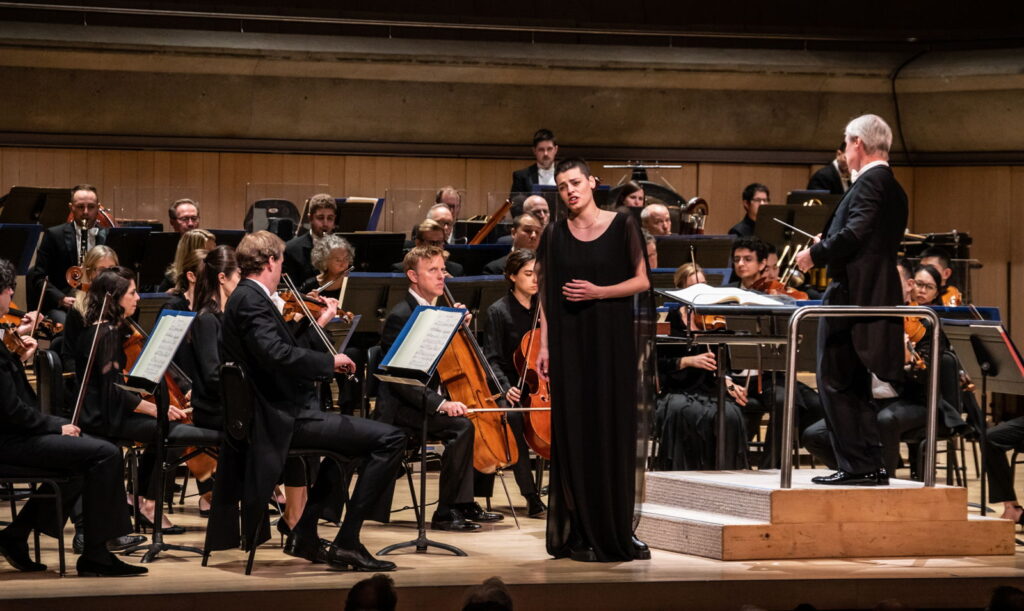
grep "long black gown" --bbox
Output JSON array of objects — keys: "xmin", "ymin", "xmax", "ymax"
[{"xmin": 540, "ymin": 211, "xmax": 652, "ymax": 562}]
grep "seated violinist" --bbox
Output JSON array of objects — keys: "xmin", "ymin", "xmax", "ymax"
[
  {"xmin": 391, "ymin": 220, "xmax": 463, "ymax": 277},
  {"xmin": 61, "ymin": 245, "xmax": 119, "ymax": 377},
  {"xmin": 726, "ymin": 237, "xmax": 768, "ymax": 290},
  {"xmin": 0, "ymin": 258, "xmax": 147, "ymax": 577},
  {"xmin": 375, "ymin": 245, "xmax": 501, "ymax": 531},
  {"xmin": 919, "ymin": 247, "xmax": 962, "ymax": 305},
  {"xmin": 912, "ymin": 264, "xmax": 944, "ymax": 306},
  {"xmin": 298, "ymin": 234, "xmax": 354, "ymax": 297},
  {"xmin": 74, "ymin": 267, "xmax": 220, "ymax": 536},
  {"xmin": 654, "ymin": 263, "xmax": 751, "ymax": 469},
  {"xmin": 479, "ymin": 249, "xmax": 545, "ymax": 517}
]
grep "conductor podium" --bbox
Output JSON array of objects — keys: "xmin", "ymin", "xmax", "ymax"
[{"xmin": 636, "ymin": 469, "xmax": 1013, "ymax": 560}]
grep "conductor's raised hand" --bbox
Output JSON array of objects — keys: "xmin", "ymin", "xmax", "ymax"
[
  {"xmin": 333, "ymin": 353, "xmax": 356, "ymax": 374},
  {"xmin": 562, "ymin": 279, "xmax": 604, "ymax": 302}
]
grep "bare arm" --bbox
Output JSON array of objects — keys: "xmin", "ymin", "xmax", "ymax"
[{"xmin": 562, "ymin": 258, "xmax": 650, "ymax": 302}]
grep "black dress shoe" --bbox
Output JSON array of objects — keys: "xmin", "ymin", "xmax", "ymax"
[
  {"xmin": 811, "ymin": 470, "xmax": 887, "ymax": 486},
  {"xmin": 326, "ymin": 544, "xmax": 397, "ymax": 572},
  {"xmin": 137, "ymin": 515, "xmax": 186, "ymax": 535},
  {"xmin": 526, "ymin": 494, "xmax": 547, "ymax": 518},
  {"xmin": 283, "ymin": 532, "xmax": 329, "ymax": 564},
  {"xmin": 431, "ymin": 509, "xmax": 481, "ymax": 532},
  {"xmin": 631, "ymin": 536, "xmax": 651, "ymax": 560},
  {"xmin": 76, "ymin": 553, "xmax": 148, "ymax": 577},
  {"xmin": 459, "ymin": 502, "xmax": 503, "ymax": 523},
  {"xmin": 0, "ymin": 536, "xmax": 46, "ymax": 572},
  {"xmin": 569, "ymin": 545, "xmax": 598, "ymax": 562}
]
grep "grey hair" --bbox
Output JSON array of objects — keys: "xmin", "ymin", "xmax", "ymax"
[
  {"xmin": 311, "ymin": 234, "xmax": 355, "ymax": 273},
  {"xmin": 640, "ymin": 203, "xmax": 669, "ymax": 221},
  {"xmin": 845, "ymin": 114, "xmax": 892, "ymax": 157}
]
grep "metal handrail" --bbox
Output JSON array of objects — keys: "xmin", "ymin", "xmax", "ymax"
[{"xmin": 780, "ymin": 305, "xmax": 942, "ymax": 488}]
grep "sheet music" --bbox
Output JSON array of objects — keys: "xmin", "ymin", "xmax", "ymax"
[
  {"xmin": 129, "ymin": 311, "xmax": 195, "ymax": 385},
  {"xmin": 385, "ymin": 307, "xmax": 464, "ymax": 374},
  {"xmin": 663, "ymin": 283, "xmax": 784, "ymax": 306}
]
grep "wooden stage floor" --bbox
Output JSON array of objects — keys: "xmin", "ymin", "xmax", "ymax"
[{"xmin": 2, "ymin": 472, "xmax": 1024, "ymax": 611}]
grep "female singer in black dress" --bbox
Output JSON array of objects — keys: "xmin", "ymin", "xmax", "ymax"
[
  {"xmin": 537, "ymin": 158, "xmax": 654, "ymax": 562},
  {"xmin": 479, "ymin": 248, "xmax": 545, "ymax": 517}
]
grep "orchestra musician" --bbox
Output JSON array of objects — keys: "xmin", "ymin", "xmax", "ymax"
[
  {"xmin": 28, "ymin": 184, "xmax": 109, "ymax": 325},
  {"xmin": 807, "ymin": 141, "xmax": 851, "ymax": 195},
  {"xmin": 0, "ymin": 259, "xmax": 146, "ymax": 577},
  {"xmin": 426, "ymin": 203, "xmax": 457, "ymax": 245},
  {"xmin": 375, "ymin": 245, "xmax": 502, "ymax": 531},
  {"xmin": 726, "ymin": 237, "xmax": 768, "ymax": 290},
  {"xmin": 160, "ymin": 228, "xmax": 215, "ymax": 294},
  {"xmin": 795, "ymin": 113, "xmax": 908, "ymax": 486},
  {"xmin": 207, "ymin": 231, "xmax": 404, "ymax": 572},
  {"xmin": 523, "ymin": 195, "xmax": 550, "ymax": 228},
  {"xmin": 654, "ymin": 262, "xmax": 750, "ymax": 470},
  {"xmin": 74, "ymin": 266, "xmax": 220, "ymax": 535},
  {"xmin": 479, "ymin": 248, "xmax": 546, "ymax": 517},
  {"xmin": 728, "ymin": 183, "xmax": 769, "ymax": 238},
  {"xmin": 284, "ymin": 193, "xmax": 336, "ymax": 284},
  {"xmin": 536, "ymin": 158, "xmax": 653, "ymax": 563},
  {"xmin": 640, "ymin": 203, "xmax": 671, "ymax": 237},
  {"xmin": 391, "ymin": 220, "xmax": 464, "ymax": 277},
  {"xmin": 482, "ymin": 215, "xmax": 542, "ymax": 275},
  {"xmin": 435, "ymin": 186, "xmax": 464, "ymax": 223},
  {"xmin": 168, "ymin": 198, "xmax": 201, "ymax": 234},
  {"xmin": 509, "ymin": 128, "xmax": 559, "ymax": 217},
  {"xmin": 919, "ymin": 247, "xmax": 963, "ymax": 305},
  {"xmin": 912, "ymin": 264, "xmax": 945, "ymax": 307},
  {"xmin": 61, "ymin": 245, "xmax": 119, "ymax": 377},
  {"xmin": 613, "ymin": 181, "xmax": 646, "ymax": 212}
]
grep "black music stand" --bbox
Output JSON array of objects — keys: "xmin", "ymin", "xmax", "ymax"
[
  {"xmin": 344, "ymin": 273, "xmax": 405, "ymax": 323},
  {"xmin": 335, "ymin": 199, "xmax": 377, "ymax": 232},
  {"xmin": 755, "ymin": 204, "xmax": 836, "ymax": 249},
  {"xmin": 210, "ymin": 229, "xmax": 246, "ymax": 249},
  {"xmin": 655, "ymin": 235, "xmax": 735, "ymax": 270},
  {"xmin": 338, "ymin": 233, "xmax": 407, "ymax": 272},
  {"xmin": 945, "ymin": 321, "xmax": 1024, "ymax": 517},
  {"xmin": 0, "ymin": 224, "xmax": 44, "ymax": 275},
  {"xmin": 785, "ymin": 190, "xmax": 843, "ymax": 207},
  {"xmin": 375, "ymin": 305, "xmax": 468, "ymax": 557},
  {"xmin": 0, "ymin": 186, "xmax": 70, "ymax": 225},
  {"xmin": 137, "ymin": 232, "xmax": 181, "ymax": 289},
  {"xmin": 104, "ymin": 227, "xmax": 152, "ymax": 279}
]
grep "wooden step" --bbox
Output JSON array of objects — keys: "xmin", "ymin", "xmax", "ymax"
[
  {"xmin": 644, "ymin": 469, "xmax": 968, "ymax": 523},
  {"xmin": 637, "ymin": 502, "xmax": 1015, "ymax": 560}
]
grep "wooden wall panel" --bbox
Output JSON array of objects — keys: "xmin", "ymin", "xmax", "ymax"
[{"xmin": 695, "ymin": 163, "xmax": 813, "ymax": 235}]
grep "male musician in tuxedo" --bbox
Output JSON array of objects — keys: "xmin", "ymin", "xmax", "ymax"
[
  {"xmin": 523, "ymin": 194, "xmax": 550, "ymax": 228},
  {"xmin": 641, "ymin": 203, "xmax": 672, "ymax": 237},
  {"xmin": 509, "ymin": 129, "xmax": 558, "ymax": 217},
  {"xmin": 0, "ymin": 259, "xmax": 145, "ymax": 577},
  {"xmin": 427, "ymin": 203, "xmax": 457, "ymax": 244},
  {"xmin": 795, "ymin": 114, "xmax": 908, "ymax": 486},
  {"xmin": 435, "ymin": 186, "xmax": 464, "ymax": 224},
  {"xmin": 167, "ymin": 198, "xmax": 201, "ymax": 234},
  {"xmin": 376, "ymin": 245, "xmax": 502, "ymax": 531},
  {"xmin": 482, "ymin": 214, "xmax": 542, "ymax": 275},
  {"xmin": 27, "ymin": 184, "xmax": 108, "ymax": 325},
  {"xmin": 728, "ymin": 183, "xmax": 769, "ymax": 238},
  {"xmin": 807, "ymin": 141, "xmax": 851, "ymax": 195},
  {"xmin": 283, "ymin": 193, "xmax": 336, "ymax": 285},
  {"xmin": 391, "ymin": 220, "xmax": 464, "ymax": 277},
  {"xmin": 211, "ymin": 230, "xmax": 404, "ymax": 571}
]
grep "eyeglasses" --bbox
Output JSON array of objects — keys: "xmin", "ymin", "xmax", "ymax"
[
  {"xmin": 176, "ymin": 215, "xmax": 199, "ymax": 223},
  {"xmin": 914, "ymin": 280, "xmax": 937, "ymax": 291},
  {"xmin": 750, "ymin": 198, "xmax": 770, "ymax": 204}
]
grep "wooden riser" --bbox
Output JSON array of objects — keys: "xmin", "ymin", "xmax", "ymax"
[
  {"xmin": 645, "ymin": 470, "xmax": 967, "ymax": 523},
  {"xmin": 638, "ymin": 506, "xmax": 1015, "ymax": 560}
]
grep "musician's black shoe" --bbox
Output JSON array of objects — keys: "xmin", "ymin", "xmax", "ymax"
[
  {"xmin": 76, "ymin": 552, "xmax": 148, "ymax": 577},
  {"xmin": 526, "ymin": 494, "xmax": 547, "ymax": 518},
  {"xmin": 431, "ymin": 509, "xmax": 481, "ymax": 532},
  {"xmin": 137, "ymin": 514, "xmax": 186, "ymax": 535},
  {"xmin": 458, "ymin": 502, "xmax": 503, "ymax": 523},
  {"xmin": 326, "ymin": 544, "xmax": 397, "ymax": 572},
  {"xmin": 632, "ymin": 536, "xmax": 651, "ymax": 560},
  {"xmin": 569, "ymin": 545, "xmax": 598, "ymax": 562},
  {"xmin": 0, "ymin": 534, "xmax": 46, "ymax": 572},
  {"xmin": 811, "ymin": 470, "xmax": 888, "ymax": 486},
  {"xmin": 73, "ymin": 533, "xmax": 147, "ymax": 554},
  {"xmin": 283, "ymin": 532, "xmax": 330, "ymax": 564}
]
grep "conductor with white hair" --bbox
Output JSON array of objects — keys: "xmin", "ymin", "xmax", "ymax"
[{"xmin": 794, "ymin": 114, "xmax": 908, "ymax": 486}]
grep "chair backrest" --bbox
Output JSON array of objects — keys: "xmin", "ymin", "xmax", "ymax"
[
  {"xmin": 219, "ymin": 362, "xmax": 253, "ymax": 442},
  {"xmin": 33, "ymin": 349, "xmax": 64, "ymax": 417},
  {"xmin": 364, "ymin": 345, "xmax": 383, "ymax": 400}
]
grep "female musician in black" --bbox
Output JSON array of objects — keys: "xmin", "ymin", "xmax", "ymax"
[
  {"xmin": 75, "ymin": 266, "xmax": 218, "ymax": 534},
  {"xmin": 537, "ymin": 158, "xmax": 654, "ymax": 562},
  {"xmin": 297, "ymin": 234, "xmax": 354, "ymax": 298},
  {"xmin": 654, "ymin": 263, "xmax": 750, "ymax": 470},
  {"xmin": 479, "ymin": 248, "xmax": 545, "ymax": 517},
  {"xmin": 912, "ymin": 264, "xmax": 944, "ymax": 306}
]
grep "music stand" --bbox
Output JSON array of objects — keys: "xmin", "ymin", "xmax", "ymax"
[
  {"xmin": 339, "ymin": 232, "xmax": 407, "ymax": 272},
  {"xmin": 210, "ymin": 229, "xmax": 246, "ymax": 249},
  {"xmin": 0, "ymin": 186, "xmax": 70, "ymax": 225},
  {"xmin": 755, "ymin": 204, "xmax": 837, "ymax": 249},
  {"xmin": 0, "ymin": 224, "xmax": 43, "ymax": 276},
  {"xmin": 344, "ymin": 273, "xmax": 406, "ymax": 324},
  {"xmin": 655, "ymin": 235, "xmax": 735, "ymax": 270},
  {"xmin": 136, "ymin": 232, "xmax": 181, "ymax": 289},
  {"xmin": 945, "ymin": 321, "xmax": 1024, "ymax": 517},
  {"xmin": 335, "ymin": 198, "xmax": 377, "ymax": 232},
  {"xmin": 104, "ymin": 227, "xmax": 153, "ymax": 279},
  {"xmin": 376, "ymin": 305, "xmax": 469, "ymax": 557},
  {"xmin": 785, "ymin": 190, "xmax": 843, "ymax": 207},
  {"xmin": 445, "ymin": 244, "xmax": 510, "ymax": 277}
]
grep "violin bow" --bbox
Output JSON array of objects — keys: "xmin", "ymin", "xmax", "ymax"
[
  {"xmin": 29, "ymin": 278, "xmax": 47, "ymax": 338},
  {"xmin": 71, "ymin": 292, "xmax": 111, "ymax": 427}
]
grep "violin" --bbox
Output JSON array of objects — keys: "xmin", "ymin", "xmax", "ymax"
[
  {"xmin": 0, "ymin": 306, "xmax": 62, "ymax": 338},
  {"xmin": 66, "ymin": 265, "xmax": 88, "ymax": 292},
  {"xmin": 279, "ymin": 289, "xmax": 354, "ymax": 324},
  {"xmin": 941, "ymin": 286, "xmax": 963, "ymax": 306},
  {"xmin": 0, "ymin": 323, "xmax": 29, "ymax": 358},
  {"xmin": 512, "ymin": 325, "xmax": 551, "ymax": 460},
  {"xmin": 436, "ymin": 285, "xmax": 518, "ymax": 474},
  {"xmin": 687, "ymin": 245, "xmax": 727, "ymax": 331},
  {"xmin": 750, "ymin": 276, "xmax": 809, "ymax": 301}
]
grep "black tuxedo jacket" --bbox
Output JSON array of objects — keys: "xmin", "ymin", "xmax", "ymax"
[
  {"xmin": 0, "ymin": 342, "xmax": 62, "ymax": 441},
  {"xmin": 28, "ymin": 222, "xmax": 108, "ymax": 312},
  {"xmin": 807, "ymin": 162, "xmax": 847, "ymax": 195},
  {"xmin": 209, "ymin": 278, "xmax": 334, "ymax": 550},
  {"xmin": 809, "ymin": 164, "xmax": 907, "ymax": 382},
  {"xmin": 283, "ymin": 233, "xmax": 316, "ymax": 286},
  {"xmin": 375, "ymin": 293, "xmax": 447, "ymax": 425},
  {"xmin": 482, "ymin": 254, "xmax": 509, "ymax": 276},
  {"xmin": 510, "ymin": 163, "xmax": 540, "ymax": 197}
]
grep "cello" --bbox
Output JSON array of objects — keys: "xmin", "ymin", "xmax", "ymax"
[
  {"xmin": 436, "ymin": 284, "xmax": 519, "ymax": 474},
  {"xmin": 511, "ymin": 312, "xmax": 551, "ymax": 460}
]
